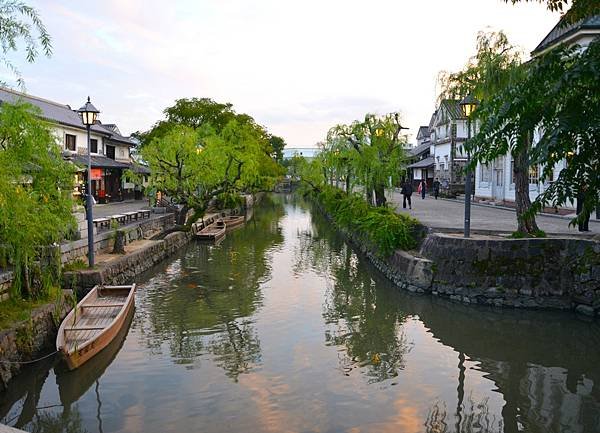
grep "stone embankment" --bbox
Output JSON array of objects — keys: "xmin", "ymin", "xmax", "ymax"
[
  {"xmin": 0, "ymin": 295, "xmax": 71, "ymax": 392},
  {"xmin": 318, "ymin": 204, "xmax": 600, "ymax": 317}
]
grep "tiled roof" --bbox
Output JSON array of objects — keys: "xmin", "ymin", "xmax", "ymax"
[
  {"xmin": 416, "ymin": 126, "xmax": 430, "ymax": 140},
  {"xmin": 533, "ymin": 15, "xmax": 600, "ymax": 55},
  {"xmin": 409, "ymin": 141, "xmax": 430, "ymax": 157},
  {"xmin": 131, "ymin": 163, "xmax": 151, "ymax": 174},
  {"xmin": 407, "ymin": 156, "xmax": 434, "ymax": 169},
  {"xmin": 439, "ymin": 99, "xmax": 465, "ymax": 120},
  {"xmin": 0, "ymin": 87, "xmax": 111, "ymax": 135},
  {"xmin": 70, "ymin": 154, "xmax": 131, "ymax": 169}
]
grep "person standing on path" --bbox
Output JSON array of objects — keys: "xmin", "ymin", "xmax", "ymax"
[
  {"xmin": 418, "ymin": 180, "xmax": 427, "ymax": 200},
  {"xmin": 577, "ymin": 185, "xmax": 590, "ymax": 232},
  {"xmin": 400, "ymin": 180, "xmax": 413, "ymax": 209},
  {"xmin": 433, "ymin": 178, "xmax": 440, "ymax": 200}
]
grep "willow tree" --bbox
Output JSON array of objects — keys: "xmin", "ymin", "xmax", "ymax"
[
  {"xmin": 439, "ymin": 31, "xmax": 541, "ymax": 234},
  {"xmin": 0, "ymin": 102, "xmax": 74, "ymax": 298},
  {"xmin": 140, "ymin": 118, "xmax": 282, "ymax": 227},
  {"xmin": 0, "ymin": 0, "xmax": 52, "ymax": 86},
  {"xmin": 327, "ymin": 112, "xmax": 408, "ymax": 206},
  {"xmin": 471, "ymin": 37, "xmax": 600, "ymax": 227}
]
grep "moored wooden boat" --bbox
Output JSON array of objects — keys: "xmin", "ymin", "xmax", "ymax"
[
  {"xmin": 56, "ymin": 284, "xmax": 136, "ymax": 370},
  {"xmin": 221, "ymin": 215, "xmax": 245, "ymax": 232},
  {"xmin": 195, "ymin": 219, "xmax": 227, "ymax": 241}
]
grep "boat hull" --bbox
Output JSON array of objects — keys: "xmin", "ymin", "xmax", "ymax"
[{"xmin": 56, "ymin": 285, "xmax": 136, "ymax": 371}]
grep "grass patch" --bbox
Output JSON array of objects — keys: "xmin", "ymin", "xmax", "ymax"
[
  {"xmin": 63, "ymin": 259, "xmax": 87, "ymax": 272},
  {"xmin": 316, "ymin": 186, "xmax": 420, "ymax": 256},
  {"xmin": 509, "ymin": 229, "xmax": 547, "ymax": 239},
  {"xmin": 0, "ymin": 286, "xmax": 62, "ymax": 330}
]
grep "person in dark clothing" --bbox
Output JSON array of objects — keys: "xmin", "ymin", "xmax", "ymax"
[
  {"xmin": 577, "ymin": 187, "xmax": 590, "ymax": 232},
  {"xmin": 433, "ymin": 178, "xmax": 440, "ymax": 200},
  {"xmin": 400, "ymin": 181, "xmax": 413, "ymax": 209},
  {"xmin": 419, "ymin": 179, "xmax": 427, "ymax": 199}
]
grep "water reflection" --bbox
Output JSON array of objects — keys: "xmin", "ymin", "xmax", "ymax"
[
  {"xmin": 134, "ymin": 195, "xmax": 284, "ymax": 380},
  {"xmin": 1, "ymin": 194, "xmax": 599, "ymax": 433}
]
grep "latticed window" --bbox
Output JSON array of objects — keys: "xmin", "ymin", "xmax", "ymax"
[
  {"xmin": 529, "ymin": 165, "xmax": 539, "ymax": 184},
  {"xmin": 481, "ymin": 164, "xmax": 492, "ymax": 182}
]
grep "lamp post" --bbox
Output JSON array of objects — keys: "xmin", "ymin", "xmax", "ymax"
[
  {"xmin": 77, "ymin": 97, "xmax": 100, "ymax": 267},
  {"xmin": 459, "ymin": 95, "xmax": 479, "ymax": 238}
]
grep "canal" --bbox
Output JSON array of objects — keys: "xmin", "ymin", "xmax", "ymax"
[{"xmin": 2, "ymin": 194, "xmax": 600, "ymax": 432}]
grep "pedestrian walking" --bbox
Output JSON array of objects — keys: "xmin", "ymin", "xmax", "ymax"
[
  {"xmin": 400, "ymin": 180, "xmax": 413, "ymax": 209},
  {"xmin": 418, "ymin": 180, "xmax": 427, "ymax": 200},
  {"xmin": 577, "ymin": 186, "xmax": 590, "ymax": 232},
  {"xmin": 433, "ymin": 178, "xmax": 440, "ymax": 200}
]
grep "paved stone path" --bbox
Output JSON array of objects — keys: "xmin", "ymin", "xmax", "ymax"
[
  {"xmin": 93, "ymin": 200, "xmax": 151, "ymax": 218},
  {"xmin": 388, "ymin": 190, "xmax": 598, "ymax": 235}
]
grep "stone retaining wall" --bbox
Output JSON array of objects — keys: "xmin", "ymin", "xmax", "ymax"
[
  {"xmin": 420, "ymin": 234, "xmax": 600, "ymax": 313},
  {"xmin": 59, "ymin": 213, "xmax": 175, "ymax": 265},
  {"xmin": 0, "ymin": 296, "xmax": 71, "ymax": 391},
  {"xmin": 63, "ymin": 231, "xmax": 192, "ymax": 290},
  {"xmin": 315, "ymin": 200, "xmax": 600, "ymax": 317}
]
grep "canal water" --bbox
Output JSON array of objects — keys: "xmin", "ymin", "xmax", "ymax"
[{"xmin": 2, "ymin": 194, "xmax": 600, "ymax": 433}]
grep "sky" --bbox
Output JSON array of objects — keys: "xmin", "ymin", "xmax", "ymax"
[{"xmin": 14, "ymin": 0, "xmax": 560, "ymax": 148}]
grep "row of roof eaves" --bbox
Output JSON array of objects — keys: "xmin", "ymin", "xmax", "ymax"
[{"xmin": 0, "ymin": 86, "xmax": 136, "ymax": 147}]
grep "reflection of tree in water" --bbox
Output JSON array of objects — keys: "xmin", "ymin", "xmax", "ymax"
[
  {"xmin": 137, "ymin": 196, "xmax": 284, "ymax": 381},
  {"xmin": 424, "ymin": 396, "xmax": 503, "ymax": 433},
  {"xmin": 29, "ymin": 408, "xmax": 87, "ymax": 433},
  {"xmin": 294, "ymin": 204, "xmax": 412, "ymax": 383}
]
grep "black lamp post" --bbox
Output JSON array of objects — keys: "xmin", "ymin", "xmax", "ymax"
[
  {"xmin": 77, "ymin": 97, "xmax": 100, "ymax": 267},
  {"xmin": 459, "ymin": 95, "xmax": 479, "ymax": 238}
]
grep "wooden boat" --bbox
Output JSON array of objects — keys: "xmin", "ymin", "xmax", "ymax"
[
  {"xmin": 221, "ymin": 215, "xmax": 245, "ymax": 232},
  {"xmin": 56, "ymin": 284, "xmax": 136, "ymax": 370},
  {"xmin": 195, "ymin": 219, "xmax": 226, "ymax": 242}
]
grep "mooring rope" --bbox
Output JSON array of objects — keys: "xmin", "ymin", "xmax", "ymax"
[{"xmin": 0, "ymin": 349, "xmax": 58, "ymax": 365}]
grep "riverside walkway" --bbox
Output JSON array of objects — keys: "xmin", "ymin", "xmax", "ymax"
[{"xmin": 388, "ymin": 190, "xmax": 598, "ymax": 235}]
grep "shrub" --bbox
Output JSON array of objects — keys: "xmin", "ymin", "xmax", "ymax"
[{"xmin": 315, "ymin": 186, "xmax": 419, "ymax": 256}]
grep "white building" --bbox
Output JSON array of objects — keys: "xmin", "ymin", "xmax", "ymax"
[
  {"xmin": 429, "ymin": 100, "xmax": 470, "ymax": 196},
  {"xmin": 474, "ymin": 15, "xmax": 600, "ymax": 209},
  {"xmin": 0, "ymin": 87, "xmax": 147, "ymax": 202}
]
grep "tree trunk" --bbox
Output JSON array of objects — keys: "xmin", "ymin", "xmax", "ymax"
[
  {"xmin": 176, "ymin": 204, "xmax": 189, "ymax": 225},
  {"xmin": 112, "ymin": 230, "xmax": 126, "ymax": 254},
  {"xmin": 513, "ymin": 143, "xmax": 540, "ymax": 234},
  {"xmin": 374, "ymin": 184, "xmax": 387, "ymax": 207},
  {"xmin": 345, "ymin": 173, "xmax": 351, "ymax": 194}
]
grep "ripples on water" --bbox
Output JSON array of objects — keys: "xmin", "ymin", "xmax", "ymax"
[{"xmin": 1, "ymin": 194, "xmax": 599, "ymax": 433}]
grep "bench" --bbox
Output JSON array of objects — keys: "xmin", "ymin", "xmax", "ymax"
[
  {"xmin": 123, "ymin": 211, "xmax": 139, "ymax": 223},
  {"xmin": 110, "ymin": 214, "xmax": 127, "ymax": 225},
  {"xmin": 93, "ymin": 218, "xmax": 110, "ymax": 230},
  {"xmin": 139, "ymin": 210, "xmax": 151, "ymax": 219}
]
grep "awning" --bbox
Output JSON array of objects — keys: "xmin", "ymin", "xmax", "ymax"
[
  {"xmin": 407, "ymin": 156, "xmax": 435, "ymax": 169},
  {"xmin": 70, "ymin": 154, "xmax": 131, "ymax": 169}
]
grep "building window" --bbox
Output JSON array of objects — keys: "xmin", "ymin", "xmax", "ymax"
[
  {"xmin": 65, "ymin": 134, "xmax": 76, "ymax": 151},
  {"xmin": 90, "ymin": 139, "xmax": 98, "ymax": 153},
  {"xmin": 481, "ymin": 164, "xmax": 491, "ymax": 182},
  {"xmin": 106, "ymin": 145, "xmax": 115, "ymax": 159},
  {"xmin": 510, "ymin": 159, "xmax": 515, "ymax": 184},
  {"xmin": 529, "ymin": 165, "xmax": 539, "ymax": 184},
  {"xmin": 444, "ymin": 156, "xmax": 449, "ymax": 171}
]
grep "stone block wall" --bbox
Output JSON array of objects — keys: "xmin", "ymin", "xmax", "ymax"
[
  {"xmin": 419, "ymin": 234, "xmax": 600, "ymax": 312},
  {"xmin": 63, "ymin": 231, "xmax": 191, "ymax": 290},
  {"xmin": 0, "ymin": 296, "xmax": 71, "ymax": 391},
  {"xmin": 0, "ymin": 271, "xmax": 13, "ymax": 301},
  {"xmin": 59, "ymin": 213, "xmax": 175, "ymax": 265}
]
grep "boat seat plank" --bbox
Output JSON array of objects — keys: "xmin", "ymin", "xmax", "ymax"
[
  {"xmin": 65, "ymin": 326, "xmax": 105, "ymax": 331},
  {"xmin": 82, "ymin": 303, "xmax": 125, "ymax": 308}
]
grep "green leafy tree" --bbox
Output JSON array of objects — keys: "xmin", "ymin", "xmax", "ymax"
[
  {"xmin": 470, "ymin": 37, "xmax": 600, "ymax": 227},
  {"xmin": 0, "ymin": 102, "xmax": 74, "ymax": 298},
  {"xmin": 140, "ymin": 116, "xmax": 282, "ymax": 226},
  {"xmin": 438, "ymin": 31, "xmax": 542, "ymax": 234},
  {"xmin": 327, "ymin": 112, "xmax": 408, "ymax": 206},
  {"xmin": 0, "ymin": 0, "xmax": 52, "ymax": 86},
  {"xmin": 504, "ymin": 0, "xmax": 599, "ymax": 25},
  {"xmin": 268, "ymin": 134, "xmax": 285, "ymax": 163}
]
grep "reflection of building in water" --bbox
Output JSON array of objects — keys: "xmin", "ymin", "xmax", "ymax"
[{"xmin": 474, "ymin": 359, "xmax": 600, "ymax": 433}]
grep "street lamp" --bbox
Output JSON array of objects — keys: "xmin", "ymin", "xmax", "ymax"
[
  {"xmin": 459, "ymin": 94, "xmax": 479, "ymax": 238},
  {"xmin": 77, "ymin": 97, "xmax": 100, "ymax": 267}
]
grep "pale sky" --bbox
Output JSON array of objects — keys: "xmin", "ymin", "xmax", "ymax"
[{"xmin": 17, "ymin": 0, "xmax": 560, "ymax": 148}]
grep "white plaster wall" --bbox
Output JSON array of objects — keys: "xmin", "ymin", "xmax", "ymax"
[{"xmin": 52, "ymin": 125, "xmax": 106, "ymax": 155}]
